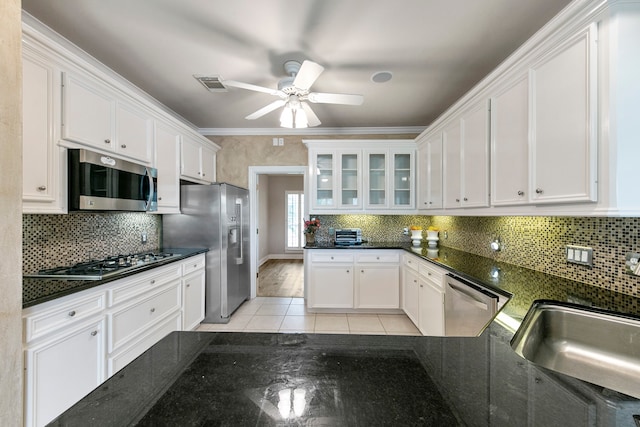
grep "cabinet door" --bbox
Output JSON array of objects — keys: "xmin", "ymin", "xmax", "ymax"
[
  {"xmin": 183, "ymin": 270, "xmax": 205, "ymax": 330},
  {"xmin": 418, "ymin": 134, "xmax": 443, "ymax": 210},
  {"xmin": 364, "ymin": 151, "xmax": 388, "ymax": 208},
  {"xmin": 25, "ymin": 319, "xmax": 106, "ymax": 427},
  {"xmin": 356, "ymin": 265, "xmax": 399, "ymax": 309},
  {"xmin": 338, "ymin": 151, "xmax": 361, "ymax": 209},
  {"xmin": 461, "ymin": 101, "xmax": 490, "ymax": 208},
  {"xmin": 443, "ymin": 118, "xmax": 462, "ymax": 209},
  {"xmin": 22, "ymin": 51, "xmax": 65, "ymax": 213},
  {"xmin": 62, "ymin": 72, "xmax": 115, "ymax": 150},
  {"xmin": 491, "ymin": 75, "xmax": 530, "ymax": 206},
  {"xmin": 180, "ymin": 136, "xmax": 202, "ymax": 181},
  {"xmin": 115, "ymin": 100, "xmax": 152, "ymax": 163},
  {"xmin": 418, "ymin": 279, "xmax": 444, "ymax": 336},
  {"xmin": 391, "ymin": 150, "xmax": 414, "ymax": 208},
  {"xmin": 402, "ymin": 267, "xmax": 420, "ymax": 326},
  {"xmin": 309, "ymin": 264, "xmax": 354, "ymax": 308},
  {"xmin": 312, "ymin": 151, "xmax": 336, "ymax": 209},
  {"xmin": 154, "ymin": 123, "xmax": 180, "ymax": 211},
  {"xmin": 530, "ymin": 24, "xmax": 597, "ymax": 204},
  {"xmin": 200, "ymin": 145, "xmax": 216, "ymax": 183}
]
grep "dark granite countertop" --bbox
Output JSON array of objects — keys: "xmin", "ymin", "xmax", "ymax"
[
  {"xmin": 48, "ymin": 329, "xmax": 640, "ymax": 426},
  {"xmin": 306, "ymin": 242, "xmax": 640, "ymax": 323},
  {"xmin": 23, "ymin": 248, "xmax": 208, "ymax": 308}
]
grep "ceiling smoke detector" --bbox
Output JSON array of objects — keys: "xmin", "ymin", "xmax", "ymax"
[{"xmin": 193, "ymin": 75, "xmax": 228, "ymax": 92}]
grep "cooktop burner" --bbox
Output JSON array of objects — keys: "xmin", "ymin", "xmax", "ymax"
[{"xmin": 25, "ymin": 252, "xmax": 179, "ymax": 280}]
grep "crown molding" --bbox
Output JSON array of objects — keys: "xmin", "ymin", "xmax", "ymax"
[{"xmin": 198, "ymin": 126, "xmax": 426, "ymax": 136}]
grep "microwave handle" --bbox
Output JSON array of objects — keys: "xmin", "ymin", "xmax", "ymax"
[{"xmin": 144, "ymin": 167, "xmax": 155, "ymax": 211}]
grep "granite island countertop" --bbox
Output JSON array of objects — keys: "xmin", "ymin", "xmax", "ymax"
[
  {"xmin": 23, "ymin": 248, "xmax": 208, "ymax": 308},
  {"xmin": 306, "ymin": 242, "xmax": 640, "ymax": 323},
  {"xmin": 48, "ymin": 329, "xmax": 640, "ymax": 426}
]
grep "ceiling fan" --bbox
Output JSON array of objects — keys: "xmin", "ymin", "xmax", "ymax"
[{"xmin": 221, "ymin": 60, "xmax": 364, "ymax": 128}]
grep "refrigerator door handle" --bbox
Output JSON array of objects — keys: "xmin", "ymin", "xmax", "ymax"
[{"xmin": 236, "ymin": 198, "xmax": 243, "ymax": 263}]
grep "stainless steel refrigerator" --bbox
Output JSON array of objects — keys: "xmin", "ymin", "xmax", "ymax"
[{"xmin": 163, "ymin": 183, "xmax": 250, "ymax": 323}]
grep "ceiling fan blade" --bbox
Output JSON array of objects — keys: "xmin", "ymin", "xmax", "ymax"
[
  {"xmin": 307, "ymin": 92, "xmax": 364, "ymax": 105},
  {"xmin": 301, "ymin": 102, "xmax": 321, "ymax": 127},
  {"xmin": 245, "ymin": 99, "xmax": 287, "ymax": 120},
  {"xmin": 222, "ymin": 79, "xmax": 285, "ymax": 97},
  {"xmin": 293, "ymin": 60, "xmax": 324, "ymax": 90}
]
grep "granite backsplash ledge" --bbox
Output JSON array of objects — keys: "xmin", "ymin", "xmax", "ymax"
[{"xmin": 315, "ymin": 215, "xmax": 640, "ymax": 298}]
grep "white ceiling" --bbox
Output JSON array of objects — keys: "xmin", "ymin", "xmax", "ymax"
[{"xmin": 22, "ymin": 0, "xmax": 573, "ymax": 133}]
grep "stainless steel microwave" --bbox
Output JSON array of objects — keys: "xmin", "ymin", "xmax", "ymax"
[{"xmin": 68, "ymin": 149, "xmax": 157, "ymax": 212}]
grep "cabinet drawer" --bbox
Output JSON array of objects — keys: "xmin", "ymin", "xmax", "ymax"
[
  {"xmin": 311, "ymin": 253, "xmax": 354, "ymax": 263},
  {"xmin": 24, "ymin": 292, "xmax": 106, "ymax": 343},
  {"xmin": 419, "ymin": 262, "xmax": 444, "ymax": 287},
  {"xmin": 182, "ymin": 254, "xmax": 205, "ymax": 276},
  {"xmin": 107, "ymin": 312, "xmax": 181, "ymax": 376},
  {"xmin": 404, "ymin": 255, "xmax": 420, "ymax": 272},
  {"xmin": 109, "ymin": 282, "xmax": 181, "ymax": 352},
  {"xmin": 109, "ymin": 263, "xmax": 182, "ymax": 306},
  {"xmin": 357, "ymin": 252, "xmax": 400, "ymax": 263}
]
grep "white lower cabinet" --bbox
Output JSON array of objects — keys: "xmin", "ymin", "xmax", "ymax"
[
  {"xmin": 306, "ymin": 250, "xmax": 401, "ymax": 311},
  {"xmin": 24, "ymin": 317, "xmax": 106, "ymax": 427},
  {"xmin": 401, "ymin": 253, "xmax": 445, "ymax": 336},
  {"xmin": 22, "ymin": 253, "xmax": 206, "ymax": 427}
]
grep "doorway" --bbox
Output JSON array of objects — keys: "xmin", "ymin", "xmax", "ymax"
[{"xmin": 248, "ymin": 166, "xmax": 307, "ymax": 299}]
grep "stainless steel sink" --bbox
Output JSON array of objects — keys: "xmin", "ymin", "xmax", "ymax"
[{"xmin": 511, "ymin": 300, "xmax": 640, "ymax": 399}]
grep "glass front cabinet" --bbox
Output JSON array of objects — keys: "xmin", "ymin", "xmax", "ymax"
[{"xmin": 305, "ymin": 140, "xmax": 416, "ymax": 213}]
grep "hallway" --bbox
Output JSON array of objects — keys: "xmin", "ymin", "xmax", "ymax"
[{"xmin": 257, "ymin": 259, "xmax": 303, "ymax": 298}]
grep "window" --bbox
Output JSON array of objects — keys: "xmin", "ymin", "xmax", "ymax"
[{"xmin": 286, "ymin": 191, "xmax": 305, "ymax": 250}]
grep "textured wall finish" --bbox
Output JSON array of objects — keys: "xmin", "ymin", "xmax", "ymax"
[
  {"xmin": 23, "ymin": 213, "xmax": 162, "ymax": 274},
  {"xmin": 0, "ymin": 0, "xmax": 24, "ymax": 424},
  {"xmin": 211, "ymin": 134, "xmax": 418, "ymax": 189},
  {"xmin": 313, "ymin": 214, "xmax": 432, "ymax": 244}
]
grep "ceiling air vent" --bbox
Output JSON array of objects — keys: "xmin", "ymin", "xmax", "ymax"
[{"xmin": 193, "ymin": 75, "xmax": 228, "ymax": 92}]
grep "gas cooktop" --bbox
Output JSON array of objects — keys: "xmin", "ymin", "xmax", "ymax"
[{"xmin": 25, "ymin": 252, "xmax": 179, "ymax": 280}]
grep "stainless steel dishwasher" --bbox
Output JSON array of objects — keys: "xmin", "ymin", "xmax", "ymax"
[{"xmin": 444, "ymin": 274, "xmax": 509, "ymax": 336}]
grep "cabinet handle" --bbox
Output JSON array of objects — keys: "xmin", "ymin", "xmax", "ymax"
[
  {"xmin": 420, "ymin": 284, "xmax": 424, "ymax": 288},
  {"xmin": 194, "ymin": 264, "xmax": 197, "ymax": 268},
  {"xmin": 202, "ymin": 173, "xmax": 206, "ymax": 177},
  {"xmin": 518, "ymin": 190, "xmax": 525, "ymax": 196},
  {"xmin": 186, "ymin": 283, "xmax": 191, "ymax": 288},
  {"xmin": 463, "ymin": 197, "xmax": 468, "ymax": 202},
  {"xmin": 427, "ymin": 272, "xmax": 432, "ymax": 276},
  {"xmin": 150, "ymin": 280, "xmax": 155, "ymax": 285},
  {"xmin": 424, "ymin": 201, "xmax": 428, "ymax": 204},
  {"xmin": 536, "ymin": 188, "xmax": 544, "ymax": 194},
  {"xmin": 158, "ymin": 197, "xmax": 162, "ymax": 200},
  {"xmin": 68, "ymin": 310, "xmax": 76, "ymax": 317},
  {"xmin": 331, "ymin": 256, "xmax": 334, "ymax": 260},
  {"xmin": 429, "ymin": 201, "xmax": 433, "ymax": 205},
  {"xmin": 535, "ymin": 377, "xmax": 541, "ymax": 384},
  {"xmin": 121, "ymin": 144, "xmax": 127, "ymax": 149},
  {"xmin": 456, "ymin": 198, "xmax": 460, "ymax": 202},
  {"xmin": 346, "ymin": 270, "xmax": 350, "ymax": 273},
  {"xmin": 37, "ymin": 185, "xmax": 47, "ymax": 191},
  {"xmin": 104, "ymin": 139, "xmax": 111, "ymax": 144},
  {"xmin": 150, "ymin": 308, "xmax": 156, "ymax": 313},
  {"xmin": 91, "ymin": 330, "xmax": 98, "ymax": 336},
  {"xmin": 413, "ymin": 279, "xmax": 418, "ymax": 283},
  {"xmin": 376, "ymin": 256, "xmax": 380, "ymax": 260},
  {"xmin": 361, "ymin": 270, "xmax": 364, "ymax": 273}
]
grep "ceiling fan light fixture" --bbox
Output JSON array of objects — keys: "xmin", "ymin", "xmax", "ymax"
[{"xmin": 279, "ymin": 99, "xmax": 308, "ymax": 129}]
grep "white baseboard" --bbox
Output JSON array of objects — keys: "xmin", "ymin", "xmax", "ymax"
[{"xmin": 259, "ymin": 253, "xmax": 303, "ymax": 267}]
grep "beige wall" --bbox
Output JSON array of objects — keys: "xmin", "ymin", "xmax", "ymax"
[
  {"xmin": 258, "ymin": 174, "xmax": 270, "ymax": 263},
  {"xmin": 210, "ymin": 134, "xmax": 417, "ymax": 188},
  {"xmin": 0, "ymin": 0, "xmax": 24, "ymax": 425}
]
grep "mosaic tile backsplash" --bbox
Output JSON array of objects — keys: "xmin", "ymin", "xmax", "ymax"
[
  {"xmin": 315, "ymin": 215, "xmax": 640, "ymax": 297},
  {"xmin": 23, "ymin": 213, "xmax": 161, "ymax": 274}
]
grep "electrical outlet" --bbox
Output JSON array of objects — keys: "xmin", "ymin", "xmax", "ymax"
[
  {"xmin": 141, "ymin": 232, "xmax": 148, "ymax": 244},
  {"xmin": 272, "ymin": 138, "xmax": 279, "ymax": 146},
  {"xmin": 566, "ymin": 245, "xmax": 593, "ymax": 267}
]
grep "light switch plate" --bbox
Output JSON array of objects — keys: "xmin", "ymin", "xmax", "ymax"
[{"xmin": 566, "ymin": 245, "xmax": 593, "ymax": 267}]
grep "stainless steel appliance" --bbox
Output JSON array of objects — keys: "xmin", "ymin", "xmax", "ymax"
[
  {"xmin": 334, "ymin": 228, "xmax": 362, "ymax": 246},
  {"xmin": 444, "ymin": 274, "xmax": 509, "ymax": 336},
  {"xmin": 24, "ymin": 251, "xmax": 179, "ymax": 280},
  {"xmin": 68, "ymin": 149, "xmax": 157, "ymax": 212},
  {"xmin": 163, "ymin": 183, "xmax": 250, "ymax": 323}
]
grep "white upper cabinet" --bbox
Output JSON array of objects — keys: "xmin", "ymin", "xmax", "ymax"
[
  {"xmin": 180, "ymin": 134, "xmax": 217, "ymax": 184},
  {"xmin": 491, "ymin": 74, "xmax": 530, "ymax": 206},
  {"xmin": 305, "ymin": 140, "xmax": 416, "ymax": 214},
  {"xmin": 22, "ymin": 46, "xmax": 66, "ymax": 214},
  {"xmin": 62, "ymin": 72, "xmax": 153, "ymax": 164},
  {"xmin": 443, "ymin": 101, "xmax": 490, "ymax": 209},
  {"xmin": 154, "ymin": 122, "xmax": 181, "ymax": 213},
  {"xmin": 529, "ymin": 23, "xmax": 598, "ymax": 204},
  {"xmin": 417, "ymin": 132, "xmax": 443, "ymax": 210}
]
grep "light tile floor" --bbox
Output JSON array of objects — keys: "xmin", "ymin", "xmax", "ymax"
[{"xmin": 196, "ymin": 297, "xmax": 421, "ymax": 335}]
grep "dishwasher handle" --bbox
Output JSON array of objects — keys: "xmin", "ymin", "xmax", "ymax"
[{"xmin": 447, "ymin": 281, "xmax": 492, "ymax": 311}]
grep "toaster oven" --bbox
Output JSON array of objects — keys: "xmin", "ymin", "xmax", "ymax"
[{"xmin": 334, "ymin": 228, "xmax": 362, "ymax": 246}]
